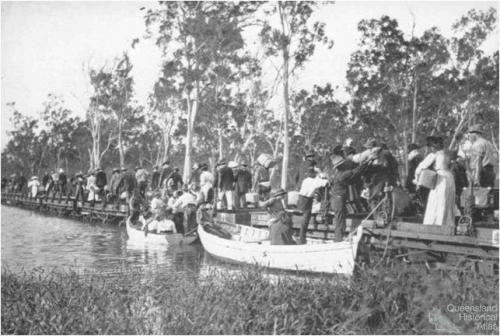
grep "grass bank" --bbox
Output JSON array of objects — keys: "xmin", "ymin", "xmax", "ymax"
[{"xmin": 2, "ymin": 264, "xmax": 498, "ymax": 334}]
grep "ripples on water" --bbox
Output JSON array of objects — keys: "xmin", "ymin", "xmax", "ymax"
[{"xmin": 1, "ymin": 205, "xmax": 344, "ymax": 284}]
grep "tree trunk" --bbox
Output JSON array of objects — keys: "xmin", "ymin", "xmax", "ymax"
[
  {"xmin": 183, "ymin": 84, "xmax": 199, "ymax": 183},
  {"xmin": 218, "ymin": 127, "xmax": 224, "ymax": 161},
  {"xmin": 118, "ymin": 118, "xmax": 124, "ymax": 167},
  {"xmin": 281, "ymin": 50, "xmax": 290, "ymax": 190},
  {"xmin": 411, "ymin": 70, "xmax": 418, "ymax": 143}
]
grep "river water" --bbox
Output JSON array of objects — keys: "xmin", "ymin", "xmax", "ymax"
[{"xmin": 1, "ymin": 205, "xmax": 216, "ymax": 277}]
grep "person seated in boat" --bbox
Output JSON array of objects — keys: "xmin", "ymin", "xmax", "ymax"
[
  {"xmin": 150, "ymin": 191, "xmax": 165, "ymax": 218},
  {"xmin": 259, "ymin": 188, "xmax": 296, "ymax": 245},
  {"xmin": 142, "ymin": 209, "xmax": 177, "ymax": 234}
]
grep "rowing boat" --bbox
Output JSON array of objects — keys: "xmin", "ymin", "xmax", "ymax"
[
  {"xmin": 197, "ymin": 221, "xmax": 364, "ymax": 275},
  {"xmin": 125, "ymin": 217, "xmax": 198, "ymax": 246}
]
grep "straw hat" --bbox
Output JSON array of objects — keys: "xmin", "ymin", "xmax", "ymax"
[{"xmin": 331, "ymin": 156, "xmax": 346, "ymax": 169}]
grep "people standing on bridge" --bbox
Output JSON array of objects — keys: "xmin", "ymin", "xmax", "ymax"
[
  {"xmin": 41, "ymin": 171, "xmax": 52, "ymax": 194},
  {"xmin": 199, "ymin": 163, "xmax": 214, "ymax": 205},
  {"xmin": 45, "ymin": 170, "xmax": 57, "ymax": 200},
  {"xmin": 234, "ymin": 161, "xmax": 252, "ymax": 209},
  {"xmin": 86, "ymin": 170, "xmax": 98, "ymax": 206},
  {"xmin": 448, "ymin": 150, "xmax": 468, "ymax": 212},
  {"xmin": 330, "ymin": 153, "xmax": 374, "ymax": 242},
  {"xmin": 72, "ymin": 171, "xmax": 86, "ymax": 210},
  {"xmin": 95, "ymin": 167, "xmax": 107, "ymax": 207},
  {"xmin": 414, "ymin": 136, "xmax": 445, "ymax": 206},
  {"xmin": 420, "ymin": 149, "xmax": 456, "ymax": 230},
  {"xmin": 109, "ymin": 168, "xmax": 121, "ymax": 209},
  {"xmin": 298, "ymin": 167, "xmax": 328, "ymax": 244},
  {"xmin": 118, "ymin": 167, "xmax": 138, "ymax": 206},
  {"xmin": 16, "ymin": 174, "xmax": 28, "ymax": 196},
  {"xmin": 294, "ymin": 151, "xmax": 319, "ymax": 189},
  {"xmin": 214, "ymin": 160, "xmax": 235, "ymax": 210},
  {"xmin": 151, "ymin": 166, "xmax": 160, "ymax": 190},
  {"xmin": 253, "ymin": 161, "xmax": 271, "ymax": 200},
  {"xmin": 58, "ymin": 168, "xmax": 67, "ymax": 202},
  {"xmin": 27, "ymin": 176, "xmax": 40, "ymax": 199},
  {"xmin": 466, "ymin": 124, "xmax": 497, "ymax": 188}
]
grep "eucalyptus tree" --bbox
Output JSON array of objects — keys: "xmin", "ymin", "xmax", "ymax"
[
  {"xmin": 143, "ymin": 1, "xmax": 261, "ymax": 181},
  {"xmin": 259, "ymin": 1, "xmax": 333, "ymax": 189}
]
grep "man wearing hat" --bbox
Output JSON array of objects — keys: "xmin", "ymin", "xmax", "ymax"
[
  {"xmin": 405, "ymin": 143, "xmax": 422, "ymax": 194},
  {"xmin": 234, "ymin": 160, "xmax": 252, "ymax": 209},
  {"xmin": 135, "ymin": 166, "xmax": 149, "ymax": 198},
  {"xmin": 294, "ymin": 150, "xmax": 319, "ymax": 189},
  {"xmin": 95, "ymin": 167, "xmax": 107, "ymax": 207},
  {"xmin": 330, "ymin": 154, "xmax": 374, "ymax": 242},
  {"xmin": 214, "ymin": 159, "xmax": 235, "ymax": 210},
  {"xmin": 109, "ymin": 168, "xmax": 121, "ymax": 208},
  {"xmin": 159, "ymin": 161, "xmax": 173, "ymax": 190},
  {"xmin": 58, "ymin": 168, "xmax": 68, "ymax": 202},
  {"xmin": 466, "ymin": 124, "xmax": 497, "ymax": 187},
  {"xmin": 259, "ymin": 188, "xmax": 296, "ymax": 245},
  {"xmin": 72, "ymin": 171, "xmax": 87, "ymax": 210},
  {"xmin": 151, "ymin": 166, "xmax": 160, "ymax": 190},
  {"xmin": 297, "ymin": 166, "xmax": 329, "ymax": 244}
]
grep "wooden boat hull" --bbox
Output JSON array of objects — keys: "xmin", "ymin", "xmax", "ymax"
[
  {"xmin": 126, "ymin": 218, "xmax": 198, "ymax": 246},
  {"xmin": 198, "ymin": 222, "xmax": 363, "ymax": 275}
]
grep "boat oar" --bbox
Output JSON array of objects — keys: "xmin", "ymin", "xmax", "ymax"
[
  {"xmin": 184, "ymin": 225, "xmax": 198, "ymax": 237},
  {"xmin": 347, "ymin": 197, "xmax": 386, "ymax": 240}
]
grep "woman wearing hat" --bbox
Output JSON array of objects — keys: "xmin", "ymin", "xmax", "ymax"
[{"xmin": 415, "ymin": 136, "xmax": 456, "ymax": 229}]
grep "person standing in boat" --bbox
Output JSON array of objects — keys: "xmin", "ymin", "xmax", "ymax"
[
  {"xmin": 465, "ymin": 124, "xmax": 497, "ymax": 188},
  {"xmin": 259, "ymin": 188, "xmax": 296, "ymax": 245}
]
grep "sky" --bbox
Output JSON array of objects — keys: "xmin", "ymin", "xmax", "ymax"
[{"xmin": 1, "ymin": 1, "xmax": 498, "ymax": 149}]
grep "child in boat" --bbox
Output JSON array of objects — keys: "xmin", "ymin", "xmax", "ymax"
[{"xmin": 259, "ymin": 188, "xmax": 296, "ymax": 245}]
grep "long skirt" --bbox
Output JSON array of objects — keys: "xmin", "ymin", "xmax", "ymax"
[{"xmin": 423, "ymin": 170, "xmax": 456, "ymax": 228}]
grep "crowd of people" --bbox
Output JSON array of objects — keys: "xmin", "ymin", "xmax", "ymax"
[{"xmin": 1, "ymin": 123, "xmax": 497, "ymax": 244}]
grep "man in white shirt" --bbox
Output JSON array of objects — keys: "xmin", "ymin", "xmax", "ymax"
[
  {"xmin": 297, "ymin": 167, "xmax": 329, "ymax": 244},
  {"xmin": 172, "ymin": 187, "xmax": 198, "ymax": 234},
  {"xmin": 466, "ymin": 124, "xmax": 497, "ymax": 187}
]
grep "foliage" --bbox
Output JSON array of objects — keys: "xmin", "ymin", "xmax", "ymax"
[{"xmin": 2, "ymin": 264, "xmax": 498, "ymax": 334}]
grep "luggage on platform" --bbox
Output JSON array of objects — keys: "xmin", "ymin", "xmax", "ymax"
[
  {"xmin": 416, "ymin": 169, "xmax": 437, "ymax": 189},
  {"xmin": 245, "ymin": 192, "xmax": 259, "ymax": 205},
  {"xmin": 287, "ymin": 191, "xmax": 299, "ymax": 207},
  {"xmin": 257, "ymin": 154, "xmax": 276, "ymax": 169}
]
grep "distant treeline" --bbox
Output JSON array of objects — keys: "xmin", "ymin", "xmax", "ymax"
[{"xmin": 2, "ymin": 3, "xmax": 498, "ymax": 189}]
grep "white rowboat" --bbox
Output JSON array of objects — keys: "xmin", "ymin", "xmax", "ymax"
[
  {"xmin": 126, "ymin": 218, "xmax": 198, "ymax": 246},
  {"xmin": 198, "ymin": 222, "xmax": 364, "ymax": 275}
]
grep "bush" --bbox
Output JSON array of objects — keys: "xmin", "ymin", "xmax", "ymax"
[{"xmin": 2, "ymin": 263, "xmax": 498, "ymax": 334}]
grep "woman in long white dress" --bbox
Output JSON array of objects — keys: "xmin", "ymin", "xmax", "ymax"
[{"xmin": 415, "ymin": 137, "xmax": 456, "ymax": 229}]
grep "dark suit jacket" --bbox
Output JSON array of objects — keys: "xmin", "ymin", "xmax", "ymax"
[
  {"xmin": 214, "ymin": 166, "xmax": 234, "ymax": 191},
  {"xmin": 234, "ymin": 168, "xmax": 252, "ymax": 194}
]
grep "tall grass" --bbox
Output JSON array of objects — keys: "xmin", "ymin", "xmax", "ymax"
[{"xmin": 2, "ymin": 263, "xmax": 498, "ymax": 334}]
